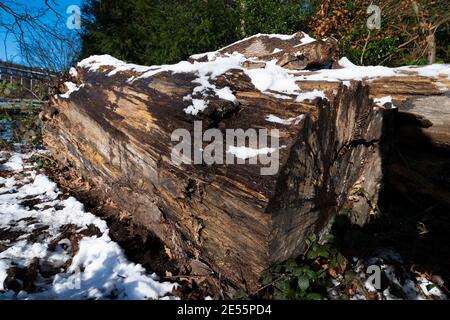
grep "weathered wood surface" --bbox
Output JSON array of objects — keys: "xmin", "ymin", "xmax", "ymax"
[
  {"xmin": 366, "ymin": 75, "xmax": 450, "ymax": 149},
  {"xmin": 396, "ymin": 95, "xmax": 450, "ymax": 150},
  {"xmin": 42, "ymin": 33, "xmax": 450, "ymax": 293},
  {"xmin": 213, "ymin": 32, "xmax": 340, "ymax": 70},
  {"xmin": 366, "ymin": 74, "xmax": 450, "ymax": 212}
]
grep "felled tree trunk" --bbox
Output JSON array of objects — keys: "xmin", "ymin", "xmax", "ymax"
[
  {"xmin": 367, "ymin": 75, "xmax": 450, "ymax": 149},
  {"xmin": 42, "ymin": 33, "xmax": 450, "ymax": 293},
  {"xmin": 366, "ymin": 75, "xmax": 450, "ymax": 210}
]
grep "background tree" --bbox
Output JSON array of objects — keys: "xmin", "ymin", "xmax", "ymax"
[
  {"xmin": 81, "ymin": 0, "xmax": 241, "ymax": 65},
  {"xmin": 309, "ymin": 0, "xmax": 450, "ymax": 66},
  {"xmin": 0, "ymin": 0, "xmax": 80, "ymax": 72},
  {"xmin": 80, "ymin": 0, "xmax": 448, "ymax": 67},
  {"xmin": 80, "ymin": 0, "xmax": 319, "ymax": 65},
  {"xmin": 238, "ymin": 0, "xmax": 317, "ymax": 37}
]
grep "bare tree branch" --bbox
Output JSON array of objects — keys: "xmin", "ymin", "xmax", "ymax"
[{"xmin": 0, "ymin": 0, "xmax": 80, "ymax": 71}]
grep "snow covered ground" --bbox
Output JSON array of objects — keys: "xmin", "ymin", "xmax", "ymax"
[
  {"xmin": 0, "ymin": 150, "xmax": 177, "ymax": 300},
  {"xmin": 327, "ymin": 249, "xmax": 447, "ymax": 300}
]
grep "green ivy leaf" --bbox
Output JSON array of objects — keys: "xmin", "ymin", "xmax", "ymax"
[
  {"xmin": 316, "ymin": 248, "xmax": 330, "ymax": 259},
  {"xmin": 306, "ymin": 249, "xmax": 318, "ymax": 260},
  {"xmin": 297, "ymin": 275, "xmax": 310, "ymax": 291},
  {"xmin": 339, "ymin": 208, "xmax": 351, "ymax": 216},
  {"xmin": 285, "ymin": 259, "xmax": 297, "ymax": 272},
  {"xmin": 275, "ymin": 278, "xmax": 291, "ymax": 294},
  {"xmin": 273, "ymin": 290, "xmax": 287, "ymax": 300},
  {"xmin": 261, "ymin": 272, "xmax": 273, "ymax": 285},
  {"xmin": 306, "ymin": 293, "xmax": 323, "ymax": 300},
  {"xmin": 305, "ymin": 269, "xmax": 316, "ymax": 280}
]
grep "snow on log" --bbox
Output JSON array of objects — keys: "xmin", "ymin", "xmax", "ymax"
[{"xmin": 42, "ymin": 32, "xmax": 450, "ymax": 293}]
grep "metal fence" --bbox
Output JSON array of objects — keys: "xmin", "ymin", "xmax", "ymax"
[
  {"xmin": 0, "ymin": 98, "xmax": 46, "ymax": 111},
  {"xmin": 0, "ymin": 61, "xmax": 57, "ymax": 96}
]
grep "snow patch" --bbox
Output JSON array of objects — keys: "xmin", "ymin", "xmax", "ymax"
[
  {"xmin": 215, "ymin": 87, "xmax": 237, "ymax": 103},
  {"xmin": 227, "ymin": 146, "xmax": 276, "ymax": 159},
  {"xmin": 296, "ymin": 90, "xmax": 326, "ymax": 102},
  {"xmin": 266, "ymin": 114, "xmax": 305, "ymax": 125},
  {"xmin": 244, "ymin": 60, "xmax": 299, "ymax": 93},
  {"xmin": 0, "ymin": 153, "xmax": 24, "ymax": 172},
  {"xmin": 78, "ymin": 55, "xmax": 152, "ymax": 76},
  {"xmin": 298, "ymin": 57, "xmax": 450, "ymax": 82},
  {"xmin": 0, "ymin": 152, "xmax": 177, "ymax": 300},
  {"xmin": 69, "ymin": 67, "xmax": 78, "ymax": 78},
  {"xmin": 59, "ymin": 82, "xmax": 84, "ymax": 99},
  {"xmin": 296, "ymin": 33, "xmax": 316, "ymax": 46},
  {"xmin": 184, "ymin": 99, "xmax": 208, "ymax": 116},
  {"xmin": 374, "ymin": 96, "xmax": 397, "ymax": 109},
  {"xmin": 398, "ymin": 64, "xmax": 450, "ymax": 79}
]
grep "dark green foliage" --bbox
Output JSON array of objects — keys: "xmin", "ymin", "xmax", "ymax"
[
  {"xmin": 81, "ymin": 0, "xmax": 241, "ymax": 65},
  {"xmin": 0, "ymin": 103, "xmax": 42, "ymax": 147},
  {"xmin": 80, "ymin": 0, "xmax": 318, "ymax": 66},
  {"xmin": 238, "ymin": 0, "xmax": 317, "ymax": 37},
  {"xmin": 309, "ymin": 0, "xmax": 450, "ymax": 66},
  {"xmin": 0, "ymin": 82, "xmax": 21, "ymax": 99},
  {"xmin": 258, "ymin": 234, "xmax": 348, "ymax": 300}
]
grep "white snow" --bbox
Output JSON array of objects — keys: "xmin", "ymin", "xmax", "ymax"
[
  {"xmin": 297, "ymin": 57, "xmax": 398, "ymax": 82},
  {"xmin": 59, "ymin": 82, "xmax": 84, "ymax": 99},
  {"xmin": 182, "ymin": 74, "xmax": 237, "ymax": 115},
  {"xmin": 264, "ymin": 92, "xmax": 295, "ymax": 100},
  {"xmin": 296, "ymin": 33, "xmax": 316, "ymax": 46},
  {"xmin": 265, "ymin": 33, "xmax": 299, "ymax": 41},
  {"xmin": 0, "ymin": 151, "xmax": 177, "ymax": 300},
  {"xmin": 184, "ymin": 99, "xmax": 208, "ymax": 116},
  {"xmin": 77, "ymin": 55, "xmax": 153, "ymax": 76},
  {"xmin": 295, "ymin": 89, "xmax": 326, "ymax": 102},
  {"xmin": 339, "ymin": 57, "xmax": 357, "ymax": 68},
  {"xmin": 0, "ymin": 153, "xmax": 24, "ymax": 172},
  {"xmin": 298, "ymin": 57, "xmax": 450, "ymax": 83},
  {"xmin": 215, "ymin": 87, "xmax": 237, "ymax": 103},
  {"xmin": 266, "ymin": 114, "xmax": 305, "ymax": 125},
  {"xmin": 374, "ymin": 96, "xmax": 397, "ymax": 109},
  {"xmin": 244, "ymin": 60, "xmax": 299, "ymax": 93},
  {"xmin": 227, "ymin": 146, "xmax": 276, "ymax": 159},
  {"xmin": 398, "ymin": 64, "xmax": 450, "ymax": 79},
  {"xmin": 69, "ymin": 67, "xmax": 78, "ymax": 78},
  {"xmin": 140, "ymin": 54, "xmax": 247, "ymax": 79}
]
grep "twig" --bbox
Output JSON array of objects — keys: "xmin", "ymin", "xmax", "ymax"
[
  {"xmin": 251, "ymin": 274, "xmax": 285, "ymax": 296},
  {"xmin": 377, "ymin": 35, "xmax": 420, "ymax": 66},
  {"xmin": 360, "ymin": 31, "xmax": 371, "ymax": 65}
]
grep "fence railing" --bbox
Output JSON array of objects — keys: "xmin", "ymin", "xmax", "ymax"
[
  {"xmin": 0, "ymin": 98, "xmax": 46, "ymax": 112},
  {"xmin": 0, "ymin": 62, "xmax": 58, "ymax": 97}
]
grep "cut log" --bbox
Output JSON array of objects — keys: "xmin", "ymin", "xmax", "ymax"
[
  {"xmin": 365, "ymin": 75, "xmax": 450, "ymax": 149},
  {"xmin": 42, "ymin": 33, "xmax": 450, "ymax": 294}
]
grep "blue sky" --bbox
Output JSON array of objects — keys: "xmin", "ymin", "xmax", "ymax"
[{"xmin": 0, "ymin": 0, "xmax": 83, "ymax": 65}]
